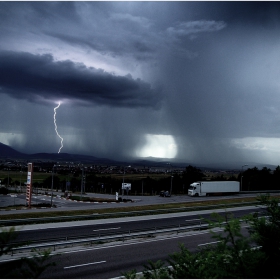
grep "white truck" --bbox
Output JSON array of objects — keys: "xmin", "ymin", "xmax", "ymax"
[{"xmin": 188, "ymin": 181, "xmax": 240, "ymax": 197}]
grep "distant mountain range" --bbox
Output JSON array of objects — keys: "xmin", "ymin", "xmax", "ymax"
[
  {"xmin": 0, "ymin": 142, "xmax": 119, "ymax": 165},
  {"xmin": 0, "ymin": 142, "xmax": 277, "ymax": 170},
  {"xmin": 0, "ymin": 142, "xmax": 192, "ymax": 168}
]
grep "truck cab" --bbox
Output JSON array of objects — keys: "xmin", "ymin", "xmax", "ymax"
[{"xmin": 188, "ymin": 182, "xmax": 200, "ymax": 197}]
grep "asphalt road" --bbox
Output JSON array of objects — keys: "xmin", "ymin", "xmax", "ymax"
[
  {"xmin": 13, "ymin": 206, "xmax": 262, "ymax": 244},
  {"xmin": 39, "ymin": 226, "xmax": 251, "ymax": 279},
  {"xmin": 1, "ymin": 204, "xmax": 261, "ymax": 279},
  {"xmin": 0, "ymin": 191, "xmax": 269, "ymax": 215}
]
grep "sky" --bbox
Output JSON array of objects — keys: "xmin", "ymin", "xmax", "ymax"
[{"xmin": 1, "ymin": 1, "xmax": 280, "ymax": 168}]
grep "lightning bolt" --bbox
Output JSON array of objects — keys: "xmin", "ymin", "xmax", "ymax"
[{"xmin": 54, "ymin": 102, "xmax": 63, "ymax": 153}]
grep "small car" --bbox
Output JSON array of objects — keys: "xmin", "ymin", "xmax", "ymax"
[{"xmin": 160, "ymin": 190, "xmax": 171, "ymax": 197}]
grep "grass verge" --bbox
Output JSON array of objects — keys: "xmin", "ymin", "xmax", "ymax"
[{"xmin": 1, "ymin": 195, "xmax": 280, "ymax": 222}]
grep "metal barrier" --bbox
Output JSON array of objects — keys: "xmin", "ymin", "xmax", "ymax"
[
  {"xmin": 6, "ymin": 215, "xmax": 267, "ymax": 256},
  {"xmin": 8, "ymin": 220, "xmax": 209, "ymax": 255}
]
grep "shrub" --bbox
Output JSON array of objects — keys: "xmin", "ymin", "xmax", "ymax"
[{"xmin": 0, "ymin": 187, "xmax": 8, "ymax": 195}]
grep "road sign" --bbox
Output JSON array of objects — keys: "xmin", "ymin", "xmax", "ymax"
[{"xmin": 122, "ymin": 183, "xmax": 131, "ymax": 190}]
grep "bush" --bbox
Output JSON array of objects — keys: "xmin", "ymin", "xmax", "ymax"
[
  {"xmin": 0, "ymin": 227, "xmax": 55, "ymax": 278},
  {"xmin": 0, "ymin": 187, "xmax": 8, "ymax": 195}
]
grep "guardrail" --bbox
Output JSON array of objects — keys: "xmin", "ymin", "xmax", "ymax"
[
  {"xmin": 8, "ymin": 219, "xmax": 210, "ymax": 256},
  {"xmin": 0, "ymin": 200, "xmax": 261, "ymax": 226},
  {"xmin": 5, "ymin": 215, "xmax": 267, "ymax": 257}
]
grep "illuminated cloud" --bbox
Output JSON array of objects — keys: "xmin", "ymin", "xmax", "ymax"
[{"xmin": 135, "ymin": 134, "xmax": 177, "ymax": 159}]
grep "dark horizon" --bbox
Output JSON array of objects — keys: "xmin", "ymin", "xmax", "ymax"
[{"xmin": 1, "ymin": 141, "xmax": 278, "ymax": 171}]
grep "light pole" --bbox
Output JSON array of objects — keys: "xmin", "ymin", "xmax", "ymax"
[
  {"xmin": 122, "ymin": 168, "xmax": 124, "ymax": 197},
  {"xmin": 170, "ymin": 175, "xmax": 173, "ymax": 196},
  {"xmin": 7, "ymin": 169, "xmax": 10, "ymax": 188},
  {"xmin": 241, "ymin": 164, "xmax": 248, "ymax": 192},
  {"xmin": 20, "ymin": 168, "xmax": 22, "ymax": 193},
  {"xmin": 166, "ymin": 162, "xmax": 172, "ymax": 173},
  {"xmin": 50, "ymin": 165, "xmax": 56, "ymax": 207},
  {"xmin": 122, "ymin": 165, "xmax": 130, "ymax": 197},
  {"xmin": 167, "ymin": 163, "xmax": 173, "ymax": 196},
  {"xmin": 80, "ymin": 165, "xmax": 85, "ymax": 199}
]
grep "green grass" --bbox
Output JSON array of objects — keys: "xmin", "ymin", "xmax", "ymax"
[{"xmin": 1, "ymin": 195, "xmax": 280, "ymax": 221}]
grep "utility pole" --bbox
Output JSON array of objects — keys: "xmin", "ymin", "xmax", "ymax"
[
  {"xmin": 51, "ymin": 165, "xmax": 56, "ymax": 207},
  {"xmin": 80, "ymin": 165, "xmax": 84, "ymax": 199},
  {"xmin": 241, "ymin": 164, "xmax": 248, "ymax": 191}
]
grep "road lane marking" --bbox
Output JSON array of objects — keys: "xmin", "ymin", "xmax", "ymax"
[
  {"xmin": 198, "ymin": 241, "xmax": 221, "ymax": 247},
  {"xmin": 93, "ymin": 227, "xmax": 120, "ymax": 232},
  {"xmin": 52, "ymin": 229, "xmax": 225, "ymax": 257},
  {"xmin": 185, "ymin": 219, "xmax": 201, "ymax": 222},
  {"xmin": 1, "ymin": 229, "xmax": 226, "ymax": 262},
  {"xmin": 64, "ymin": 260, "xmax": 106, "ymax": 269},
  {"xmin": 14, "ymin": 206, "xmax": 256, "ymax": 232}
]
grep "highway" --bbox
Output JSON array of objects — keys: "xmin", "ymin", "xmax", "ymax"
[
  {"xmin": 39, "ymin": 223, "xmax": 251, "ymax": 279},
  {"xmin": 0, "ymin": 193, "xmax": 270, "ymax": 278},
  {"xmin": 13, "ymin": 206, "xmax": 263, "ymax": 245},
  {"xmin": 0, "ymin": 204, "xmax": 263, "ymax": 278}
]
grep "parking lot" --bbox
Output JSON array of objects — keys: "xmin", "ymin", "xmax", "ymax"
[{"xmin": 0, "ymin": 189, "xmax": 266, "ymax": 215}]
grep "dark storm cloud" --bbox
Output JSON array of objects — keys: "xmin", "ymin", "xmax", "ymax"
[
  {"xmin": 0, "ymin": 51, "xmax": 160, "ymax": 108},
  {"xmin": 1, "ymin": 1, "xmax": 280, "ymax": 166}
]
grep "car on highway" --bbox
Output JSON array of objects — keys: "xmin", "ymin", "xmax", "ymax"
[{"xmin": 159, "ymin": 190, "xmax": 171, "ymax": 197}]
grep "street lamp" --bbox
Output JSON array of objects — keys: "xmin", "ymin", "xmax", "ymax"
[
  {"xmin": 80, "ymin": 165, "xmax": 85, "ymax": 199},
  {"xmin": 167, "ymin": 163, "xmax": 173, "ymax": 196},
  {"xmin": 122, "ymin": 165, "xmax": 131, "ymax": 197},
  {"xmin": 50, "ymin": 165, "xmax": 56, "ymax": 207},
  {"xmin": 241, "ymin": 164, "xmax": 248, "ymax": 192},
  {"xmin": 170, "ymin": 176, "xmax": 173, "ymax": 196},
  {"xmin": 20, "ymin": 168, "xmax": 22, "ymax": 193},
  {"xmin": 7, "ymin": 169, "xmax": 10, "ymax": 188}
]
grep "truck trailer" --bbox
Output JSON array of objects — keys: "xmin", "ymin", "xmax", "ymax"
[{"xmin": 188, "ymin": 181, "xmax": 240, "ymax": 197}]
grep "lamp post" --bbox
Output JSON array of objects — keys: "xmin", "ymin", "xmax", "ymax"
[
  {"xmin": 167, "ymin": 163, "xmax": 173, "ymax": 196},
  {"xmin": 170, "ymin": 175, "xmax": 173, "ymax": 196},
  {"xmin": 50, "ymin": 165, "xmax": 56, "ymax": 207},
  {"xmin": 122, "ymin": 167, "xmax": 125, "ymax": 197},
  {"xmin": 122, "ymin": 165, "xmax": 130, "ymax": 197},
  {"xmin": 7, "ymin": 169, "xmax": 10, "ymax": 188},
  {"xmin": 20, "ymin": 168, "xmax": 22, "ymax": 193},
  {"xmin": 80, "ymin": 165, "xmax": 85, "ymax": 200},
  {"xmin": 241, "ymin": 164, "xmax": 248, "ymax": 192}
]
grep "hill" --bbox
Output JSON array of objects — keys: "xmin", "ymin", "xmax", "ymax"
[
  {"xmin": 0, "ymin": 142, "xmax": 277, "ymax": 171},
  {"xmin": 0, "ymin": 142, "xmax": 123, "ymax": 165},
  {"xmin": 0, "ymin": 142, "xmax": 25, "ymax": 157}
]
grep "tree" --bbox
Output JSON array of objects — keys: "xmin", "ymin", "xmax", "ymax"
[
  {"xmin": 182, "ymin": 165, "xmax": 204, "ymax": 188},
  {"xmin": 43, "ymin": 175, "xmax": 60, "ymax": 190},
  {"xmin": 247, "ymin": 194, "xmax": 280, "ymax": 278},
  {"xmin": 2, "ymin": 177, "xmax": 12, "ymax": 187}
]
